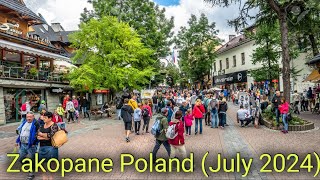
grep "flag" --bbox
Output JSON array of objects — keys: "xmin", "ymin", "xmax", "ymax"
[{"xmin": 172, "ymin": 48, "xmax": 175, "ymax": 63}]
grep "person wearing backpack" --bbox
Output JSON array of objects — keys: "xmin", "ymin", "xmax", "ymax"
[
  {"xmin": 141, "ymin": 100, "xmax": 152, "ymax": 134},
  {"xmin": 204, "ymin": 94, "xmax": 212, "ymax": 126},
  {"xmin": 151, "ymin": 108, "xmax": 171, "ymax": 163},
  {"xmin": 168, "ymin": 110, "xmax": 186, "ymax": 159},
  {"xmin": 210, "ymin": 96, "xmax": 219, "ymax": 128},
  {"xmin": 121, "ymin": 98, "xmax": 134, "ymax": 142},
  {"xmin": 115, "ymin": 96, "xmax": 123, "ymax": 120},
  {"xmin": 192, "ymin": 99, "xmax": 205, "ymax": 135}
]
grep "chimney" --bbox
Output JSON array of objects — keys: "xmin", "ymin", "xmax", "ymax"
[
  {"xmin": 51, "ymin": 23, "xmax": 65, "ymax": 32},
  {"xmin": 229, "ymin": 35, "xmax": 236, "ymax": 41}
]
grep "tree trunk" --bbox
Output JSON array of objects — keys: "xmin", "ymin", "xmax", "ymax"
[
  {"xmin": 279, "ymin": 12, "xmax": 291, "ymax": 104},
  {"xmin": 309, "ymin": 34, "xmax": 319, "ymax": 56}
]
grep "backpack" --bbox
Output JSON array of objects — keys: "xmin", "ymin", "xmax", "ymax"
[
  {"xmin": 209, "ymin": 99, "xmax": 218, "ymax": 111},
  {"xmin": 116, "ymin": 99, "xmax": 123, "ymax": 109},
  {"xmin": 21, "ymin": 103, "xmax": 27, "ymax": 111},
  {"xmin": 307, "ymin": 90, "xmax": 312, "ymax": 99},
  {"xmin": 166, "ymin": 122, "xmax": 179, "ymax": 139},
  {"xmin": 142, "ymin": 108, "xmax": 149, "ymax": 117},
  {"xmin": 151, "ymin": 117, "xmax": 162, "ymax": 137}
]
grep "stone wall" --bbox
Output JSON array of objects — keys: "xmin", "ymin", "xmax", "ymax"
[{"xmin": 0, "ymin": 87, "xmax": 5, "ymax": 125}]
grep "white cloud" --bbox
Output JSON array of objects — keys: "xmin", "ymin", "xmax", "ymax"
[{"xmin": 24, "ymin": 0, "xmax": 92, "ymax": 31}]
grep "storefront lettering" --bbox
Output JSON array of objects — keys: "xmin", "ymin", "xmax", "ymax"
[
  {"xmin": 26, "ymin": 33, "xmax": 51, "ymax": 45},
  {"xmin": 0, "ymin": 22, "xmax": 22, "ymax": 35},
  {"xmin": 214, "ymin": 71, "xmax": 247, "ymax": 85}
]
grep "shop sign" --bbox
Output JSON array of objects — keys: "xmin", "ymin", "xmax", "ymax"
[
  {"xmin": 50, "ymin": 88, "xmax": 64, "ymax": 93},
  {"xmin": 0, "ymin": 22, "xmax": 23, "ymax": 35},
  {"xmin": 26, "ymin": 33, "xmax": 51, "ymax": 45},
  {"xmin": 214, "ymin": 70, "xmax": 247, "ymax": 85},
  {"xmin": 93, "ymin": 89, "xmax": 109, "ymax": 94}
]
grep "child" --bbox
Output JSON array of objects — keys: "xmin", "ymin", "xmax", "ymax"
[
  {"xmin": 184, "ymin": 109, "xmax": 193, "ymax": 136},
  {"xmin": 133, "ymin": 103, "xmax": 142, "ymax": 135},
  {"xmin": 56, "ymin": 104, "xmax": 65, "ymax": 121}
]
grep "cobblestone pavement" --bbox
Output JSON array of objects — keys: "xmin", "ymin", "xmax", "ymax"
[{"xmin": 0, "ymin": 103, "xmax": 319, "ymax": 180}]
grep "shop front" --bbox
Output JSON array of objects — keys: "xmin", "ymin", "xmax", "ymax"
[{"xmin": 214, "ymin": 70, "xmax": 248, "ymax": 91}]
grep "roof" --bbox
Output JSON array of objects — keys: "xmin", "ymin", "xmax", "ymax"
[
  {"xmin": 0, "ymin": 0, "xmax": 45, "ymax": 24},
  {"xmin": 216, "ymin": 34, "xmax": 253, "ymax": 55},
  {"xmin": 30, "ymin": 24, "xmax": 75, "ymax": 44}
]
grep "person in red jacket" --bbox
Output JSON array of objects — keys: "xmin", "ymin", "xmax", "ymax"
[
  {"xmin": 279, "ymin": 98, "xmax": 289, "ymax": 134},
  {"xmin": 52, "ymin": 110, "xmax": 63, "ymax": 123},
  {"xmin": 141, "ymin": 100, "xmax": 152, "ymax": 134},
  {"xmin": 168, "ymin": 110, "xmax": 186, "ymax": 159},
  {"xmin": 192, "ymin": 99, "xmax": 205, "ymax": 135}
]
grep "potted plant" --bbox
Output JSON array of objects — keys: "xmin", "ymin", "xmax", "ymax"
[{"xmin": 29, "ymin": 67, "xmax": 38, "ymax": 79}]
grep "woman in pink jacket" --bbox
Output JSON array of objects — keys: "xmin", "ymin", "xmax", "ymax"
[
  {"xmin": 141, "ymin": 100, "xmax": 152, "ymax": 134},
  {"xmin": 279, "ymin": 98, "xmax": 289, "ymax": 134}
]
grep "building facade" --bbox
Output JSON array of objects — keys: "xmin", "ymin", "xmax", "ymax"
[
  {"xmin": 212, "ymin": 33, "xmax": 314, "ymax": 93},
  {"xmin": 0, "ymin": 0, "xmax": 73, "ymax": 125}
]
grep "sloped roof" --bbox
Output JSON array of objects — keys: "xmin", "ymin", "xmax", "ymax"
[
  {"xmin": 216, "ymin": 34, "xmax": 253, "ymax": 55},
  {"xmin": 30, "ymin": 24, "xmax": 75, "ymax": 44},
  {"xmin": 0, "ymin": 0, "xmax": 45, "ymax": 24}
]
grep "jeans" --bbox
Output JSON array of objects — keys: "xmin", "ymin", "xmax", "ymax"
[
  {"xmin": 282, "ymin": 113, "xmax": 288, "ymax": 131},
  {"xmin": 275, "ymin": 108, "xmax": 280, "ymax": 125},
  {"xmin": 152, "ymin": 139, "xmax": 171, "ymax": 161},
  {"xmin": 18, "ymin": 144, "xmax": 36, "ymax": 166},
  {"xmin": 116, "ymin": 109, "xmax": 121, "ymax": 119},
  {"xmin": 211, "ymin": 111, "xmax": 219, "ymax": 128},
  {"xmin": 195, "ymin": 118, "xmax": 203, "ymax": 134},
  {"xmin": 153, "ymin": 104, "xmax": 158, "ymax": 114},
  {"xmin": 205, "ymin": 112, "xmax": 211, "ymax": 125},
  {"xmin": 142, "ymin": 117, "xmax": 150, "ymax": 132},
  {"xmin": 134, "ymin": 121, "xmax": 141, "ymax": 133},
  {"xmin": 82, "ymin": 107, "xmax": 90, "ymax": 119},
  {"xmin": 240, "ymin": 118, "xmax": 252, "ymax": 126},
  {"xmin": 39, "ymin": 146, "xmax": 58, "ymax": 162},
  {"xmin": 219, "ymin": 113, "xmax": 226, "ymax": 127},
  {"xmin": 186, "ymin": 126, "xmax": 191, "ymax": 135},
  {"xmin": 68, "ymin": 111, "xmax": 74, "ymax": 122}
]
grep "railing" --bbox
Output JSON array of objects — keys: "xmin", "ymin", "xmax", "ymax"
[{"xmin": 0, "ymin": 65, "xmax": 69, "ymax": 83}]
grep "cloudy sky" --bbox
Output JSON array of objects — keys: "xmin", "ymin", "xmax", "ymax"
[{"xmin": 24, "ymin": 0, "xmax": 244, "ymax": 42}]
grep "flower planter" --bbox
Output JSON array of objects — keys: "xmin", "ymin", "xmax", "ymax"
[{"xmin": 261, "ymin": 117, "xmax": 315, "ymax": 131}]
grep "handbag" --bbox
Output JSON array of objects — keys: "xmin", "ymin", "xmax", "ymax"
[{"xmin": 51, "ymin": 127, "xmax": 68, "ymax": 148}]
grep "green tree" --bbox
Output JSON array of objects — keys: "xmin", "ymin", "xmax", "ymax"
[
  {"xmin": 175, "ymin": 14, "xmax": 220, "ymax": 84},
  {"xmin": 81, "ymin": 0, "xmax": 174, "ymax": 60},
  {"xmin": 204, "ymin": 0, "xmax": 319, "ymax": 103},
  {"xmin": 68, "ymin": 16, "xmax": 155, "ymax": 92}
]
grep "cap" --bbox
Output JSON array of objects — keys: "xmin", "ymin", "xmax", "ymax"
[
  {"xmin": 161, "ymin": 108, "xmax": 168, "ymax": 114},
  {"xmin": 41, "ymin": 100, "xmax": 46, "ymax": 104}
]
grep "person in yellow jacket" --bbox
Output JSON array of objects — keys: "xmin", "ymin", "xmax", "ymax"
[
  {"xmin": 56, "ymin": 104, "xmax": 65, "ymax": 121},
  {"xmin": 128, "ymin": 95, "xmax": 138, "ymax": 110}
]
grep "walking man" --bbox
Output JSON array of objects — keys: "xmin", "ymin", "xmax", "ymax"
[
  {"xmin": 152, "ymin": 108, "xmax": 171, "ymax": 163},
  {"xmin": 121, "ymin": 98, "xmax": 134, "ymax": 142},
  {"xmin": 271, "ymin": 91, "xmax": 281, "ymax": 127}
]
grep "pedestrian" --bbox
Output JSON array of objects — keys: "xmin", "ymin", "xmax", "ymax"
[
  {"xmin": 184, "ymin": 109, "xmax": 193, "ymax": 136},
  {"xmin": 152, "ymin": 93, "xmax": 158, "ymax": 114},
  {"xmin": 152, "ymin": 108, "xmax": 171, "ymax": 163},
  {"xmin": 192, "ymin": 99, "xmax": 205, "ymax": 135},
  {"xmin": 66, "ymin": 99, "xmax": 75, "ymax": 123},
  {"xmin": 237, "ymin": 105, "xmax": 252, "ymax": 127},
  {"xmin": 16, "ymin": 112, "xmax": 39, "ymax": 180},
  {"xmin": 121, "ymin": 98, "xmax": 134, "ymax": 142},
  {"xmin": 62, "ymin": 95, "xmax": 70, "ymax": 111},
  {"xmin": 81, "ymin": 96, "xmax": 90, "ymax": 120},
  {"xmin": 168, "ymin": 111, "xmax": 186, "ymax": 159},
  {"xmin": 271, "ymin": 91, "xmax": 281, "ymax": 127},
  {"xmin": 38, "ymin": 100, "xmax": 47, "ymax": 112},
  {"xmin": 292, "ymin": 90, "xmax": 300, "ymax": 114},
  {"xmin": 204, "ymin": 94, "xmax": 212, "ymax": 126},
  {"xmin": 133, "ymin": 103, "xmax": 142, "ymax": 135},
  {"xmin": 115, "ymin": 96, "xmax": 123, "ymax": 120},
  {"xmin": 307, "ymin": 87, "xmax": 313, "ymax": 111},
  {"xmin": 37, "ymin": 111, "xmax": 60, "ymax": 180},
  {"xmin": 52, "ymin": 110, "xmax": 63, "ymax": 123},
  {"xmin": 179, "ymin": 100, "xmax": 189, "ymax": 120},
  {"xmin": 72, "ymin": 96, "xmax": 79, "ymax": 121},
  {"xmin": 56, "ymin": 104, "xmax": 65, "ymax": 121},
  {"xmin": 141, "ymin": 100, "xmax": 152, "ymax": 134},
  {"xmin": 166, "ymin": 101, "xmax": 174, "ymax": 122},
  {"xmin": 190, "ymin": 93, "xmax": 197, "ymax": 109},
  {"xmin": 279, "ymin": 98, "xmax": 289, "ymax": 134},
  {"xmin": 128, "ymin": 95, "xmax": 138, "ymax": 110},
  {"xmin": 209, "ymin": 96, "xmax": 219, "ymax": 128},
  {"xmin": 218, "ymin": 98, "xmax": 228, "ymax": 129},
  {"xmin": 20, "ymin": 100, "xmax": 32, "ymax": 120}
]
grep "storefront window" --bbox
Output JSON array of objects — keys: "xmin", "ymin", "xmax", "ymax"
[{"xmin": 3, "ymin": 88, "xmax": 43, "ymax": 123}]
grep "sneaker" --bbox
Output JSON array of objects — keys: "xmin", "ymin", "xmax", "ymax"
[
  {"xmin": 126, "ymin": 137, "xmax": 130, "ymax": 142},
  {"xmin": 195, "ymin": 132, "xmax": 198, "ymax": 135},
  {"xmin": 26, "ymin": 173, "xmax": 34, "ymax": 180},
  {"xmin": 136, "ymin": 132, "xmax": 140, "ymax": 135},
  {"xmin": 146, "ymin": 131, "xmax": 150, "ymax": 134}
]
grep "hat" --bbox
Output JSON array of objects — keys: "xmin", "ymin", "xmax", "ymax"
[
  {"xmin": 182, "ymin": 100, "xmax": 186, "ymax": 103},
  {"xmin": 41, "ymin": 100, "xmax": 46, "ymax": 104},
  {"xmin": 161, "ymin": 108, "xmax": 168, "ymax": 114}
]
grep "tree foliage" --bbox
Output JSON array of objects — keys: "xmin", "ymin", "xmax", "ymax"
[
  {"xmin": 175, "ymin": 14, "xmax": 220, "ymax": 83},
  {"xmin": 68, "ymin": 16, "xmax": 155, "ymax": 92}
]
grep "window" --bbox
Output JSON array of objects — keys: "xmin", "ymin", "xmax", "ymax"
[
  {"xmin": 226, "ymin": 58, "xmax": 229, "ymax": 69},
  {"xmin": 219, "ymin": 60, "xmax": 222, "ymax": 70},
  {"xmin": 241, "ymin": 53, "xmax": 245, "ymax": 65},
  {"xmin": 233, "ymin": 55, "xmax": 236, "ymax": 67}
]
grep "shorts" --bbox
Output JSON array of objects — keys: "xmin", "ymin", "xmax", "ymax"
[{"xmin": 124, "ymin": 122, "xmax": 132, "ymax": 130}]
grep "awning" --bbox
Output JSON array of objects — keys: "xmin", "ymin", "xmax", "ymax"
[
  {"xmin": 54, "ymin": 60, "xmax": 77, "ymax": 68},
  {"xmin": 304, "ymin": 70, "xmax": 320, "ymax": 82},
  {"xmin": 0, "ymin": 39, "xmax": 70, "ymax": 62}
]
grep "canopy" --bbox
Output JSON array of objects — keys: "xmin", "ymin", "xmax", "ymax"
[{"xmin": 304, "ymin": 69, "xmax": 320, "ymax": 82}]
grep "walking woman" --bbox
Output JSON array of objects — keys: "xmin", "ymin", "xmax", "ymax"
[
  {"xmin": 218, "ymin": 98, "xmax": 228, "ymax": 129},
  {"xmin": 192, "ymin": 99, "xmax": 205, "ymax": 135},
  {"xmin": 141, "ymin": 100, "xmax": 152, "ymax": 134},
  {"xmin": 279, "ymin": 98, "xmax": 289, "ymax": 134},
  {"xmin": 37, "ymin": 111, "xmax": 59, "ymax": 180},
  {"xmin": 168, "ymin": 111, "xmax": 186, "ymax": 159}
]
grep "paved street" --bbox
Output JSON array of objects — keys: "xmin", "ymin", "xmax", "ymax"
[{"xmin": 0, "ymin": 103, "xmax": 319, "ymax": 179}]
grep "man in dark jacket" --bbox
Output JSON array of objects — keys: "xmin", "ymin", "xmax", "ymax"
[
  {"xmin": 121, "ymin": 98, "xmax": 134, "ymax": 142},
  {"xmin": 152, "ymin": 108, "xmax": 170, "ymax": 163},
  {"xmin": 271, "ymin": 91, "xmax": 281, "ymax": 126}
]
